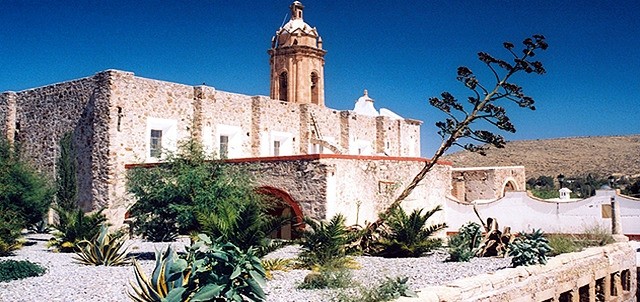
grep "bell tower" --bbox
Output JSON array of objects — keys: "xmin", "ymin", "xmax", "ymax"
[{"xmin": 269, "ymin": 1, "xmax": 326, "ymax": 106}]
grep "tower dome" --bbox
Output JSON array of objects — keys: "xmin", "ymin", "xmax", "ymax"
[
  {"xmin": 273, "ymin": 1, "xmax": 322, "ymax": 49},
  {"xmin": 269, "ymin": 1, "xmax": 326, "ymax": 106}
]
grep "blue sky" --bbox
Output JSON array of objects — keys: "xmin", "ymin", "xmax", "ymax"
[{"xmin": 1, "ymin": 0, "xmax": 638, "ymax": 156}]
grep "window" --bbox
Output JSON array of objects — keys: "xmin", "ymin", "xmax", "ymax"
[
  {"xmin": 150, "ymin": 129, "xmax": 162, "ymax": 158},
  {"xmin": 146, "ymin": 117, "xmax": 178, "ymax": 162},
  {"xmin": 273, "ymin": 140, "xmax": 281, "ymax": 156},
  {"xmin": 219, "ymin": 135, "xmax": 229, "ymax": 158}
]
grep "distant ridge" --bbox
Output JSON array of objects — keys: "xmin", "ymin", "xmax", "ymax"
[{"xmin": 443, "ymin": 135, "xmax": 640, "ymax": 179}]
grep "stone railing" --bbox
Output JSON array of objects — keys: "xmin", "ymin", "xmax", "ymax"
[{"xmin": 397, "ymin": 242, "xmax": 637, "ymax": 302}]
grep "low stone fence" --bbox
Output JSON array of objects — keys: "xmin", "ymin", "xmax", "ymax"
[{"xmin": 397, "ymin": 242, "xmax": 637, "ymax": 302}]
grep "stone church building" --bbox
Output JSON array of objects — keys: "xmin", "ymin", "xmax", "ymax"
[{"xmin": 0, "ymin": 2, "xmax": 524, "ymax": 235}]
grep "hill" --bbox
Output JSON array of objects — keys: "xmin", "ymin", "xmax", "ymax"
[{"xmin": 443, "ymin": 135, "xmax": 640, "ymax": 179}]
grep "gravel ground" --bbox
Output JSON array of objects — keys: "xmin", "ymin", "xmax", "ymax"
[{"xmin": 0, "ymin": 234, "xmax": 511, "ymax": 302}]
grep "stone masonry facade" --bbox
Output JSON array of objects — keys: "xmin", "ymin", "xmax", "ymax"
[
  {"xmin": 223, "ymin": 154, "xmax": 451, "ymax": 226},
  {"xmin": 0, "ymin": 70, "xmax": 424, "ymax": 225},
  {"xmin": 451, "ymin": 166, "xmax": 526, "ymax": 203}
]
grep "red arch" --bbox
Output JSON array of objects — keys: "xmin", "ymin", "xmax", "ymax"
[{"xmin": 257, "ymin": 186, "xmax": 304, "ymax": 227}]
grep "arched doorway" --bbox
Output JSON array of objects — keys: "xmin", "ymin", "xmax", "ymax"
[
  {"xmin": 502, "ymin": 179, "xmax": 518, "ymax": 197},
  {"xmin": 257, "ymin": 186, "xmax": 304, "ymax": 240}
]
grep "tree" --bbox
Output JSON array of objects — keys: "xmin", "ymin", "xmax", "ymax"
[
  {"xmin": 0, "ymin": 138, "xmax": 53, "ymax": 226},
  {"xmin": 56, "ymin": 132, "xmax": 78, "ymax": 211},
  {"xmin": 127, "ymin": 140, "xmax": 284, "ymax": 246},
  {"xmin": 372, "ymin": 35, "xmax": 548, "ymax": 230}
]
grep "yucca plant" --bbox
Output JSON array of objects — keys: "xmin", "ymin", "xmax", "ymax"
[
  {"xmin": 298, "ymin": 214, "xmax": 353, "ymax": 268},
  {"xmin": 509, "ymin": 229, "xmax": 551, "ymax": 267},
  {"xmin": 261, "ymin": 258, "xmax": 294, "ymax": 280},
  {"xmin": 374, "ymin": 205, "xmax": 446, "ymax": 258},
  {"xmin": 128, "ymin": 234, "xmax": 267, "ymax": 302},
  {"xmin": 74, "ymin": 224, "xmax": 130, "ymax": 266}
]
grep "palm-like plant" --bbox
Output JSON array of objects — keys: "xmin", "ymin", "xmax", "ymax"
[
  {"xmin": 299, "ymin": 214, "xmax": 351, "ymax": 268},
  {"xmin": 375, "ymin": 205, "xmax": 446, "ymax": 257},
  {"xmin": 48, "ymin": 207, "xmax": 107, "ymax": 252},
  {"xmin": 195, "ymin": 196, "xmax": 290, "ymax": 255}
]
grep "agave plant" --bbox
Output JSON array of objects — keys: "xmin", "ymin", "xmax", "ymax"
[
  {"xmin": 129, "ymin": 246, "xmax": 190, "ymax": 302},
  {"xmin": 509, "ymin": 229, "xmax": 551, "ymax": 267},
  {"xmin": 128, "ymin": 234, "xmax": 267, "ymax": 302},
  {"xmin": 374, "ymin": 205, "xmax": 446, "ymax": 258},
  {"xmin": 74, "ymin": 224, "xmax": 130, "ymax": 266}
]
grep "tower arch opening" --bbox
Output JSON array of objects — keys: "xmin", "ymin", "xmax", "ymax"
[
  {"xmin": 278, "ymin": 71, "xmax": 288, "ymax": 102},
  {"xmin": 311, "ymin": 72, "xmax": 319, "ymax": 105}
]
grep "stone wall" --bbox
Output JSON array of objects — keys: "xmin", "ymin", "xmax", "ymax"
[
  {"xmin": 322, "ymin": 156, "xmax": 450, "ymax": 226},
  {"xmin": 396, "ymin": 242, "xmax": 637, "ymax": 302},
  {"xmin": 224, "ymin": 155, "xmax": 451, "ymax": 227},
  {"xmin": 106, "ymin": 71, "xmax": 196, "ymax": 217},
  {"xmin": 451, "ymin": 166, "xmax": 526, "ymax": 202},
  {"xmin": 0, "ymin": 72, "xmax": 112, "ymax": 211}
]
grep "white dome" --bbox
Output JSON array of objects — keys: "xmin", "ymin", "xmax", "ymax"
[
  {"xmin": 380, "ymin": 108, "xmax": 403, "ymax": 120},
  {"xmin": 353, "ymin": 90, "xmax": 379, "ymax": 117}
]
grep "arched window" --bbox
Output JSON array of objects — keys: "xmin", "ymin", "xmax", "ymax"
[
  {"xmin": 279, "ymin": 72, "xmax": 288, "ymax": 102},
  {"xmin": 310, "ymin": 72, "xmax": 319, "ymax": 104}
]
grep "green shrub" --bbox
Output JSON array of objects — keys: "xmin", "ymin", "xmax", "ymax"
[
  {"xmin": 128, "ymin": 234, "xmax": 266, "ymax": 302},
  {"xmin": 0, "ymin": 139, "xmax": 53, "ymax": 229},
  {"xmin": 48, "ymin": 207, "xmax": 107, "ymax": 252},
  {"xmin": 298, "ymin": 268, "xmax": 353, "ymax": 290},
  {"xmin": 374, "ymin": 206, "xmax": 446, "ymax": 258},
  {"xmin": 547, "ymin": 234, "xmax": 580, "ymax": 256},
  {"xmin": 447, "ymin": 222, "xmax": 482, "ymax": 262},
  {"xmin": 509, "ymin": 229, "xmax": 551, "ymax": 267},
  {"xmin": 529, "ymin": 188, "xmax": 559, "ymax": 199},
  {"xmin": 299, "ymin": 214, "xmax": 353, "ymax": 269},
  {"xmin": 0, "ymin": 209, "xmax": 24, "ymax": 256},
  {"xmin": 74, "ymin": 224, "xmax": 130, "ymax": 266},
  {"xmin": 0, "ymin": 260, "xmax": 46, "ymax": 282},
  {"xmin": 331, "ymin": 276, "xmax": 418, "ymax": 302},
  {"xmin": 447, "ymin": 233, "xmax": 475, "ymax": 262},
  {"xmin": 577, "ymin": 224, "xmax": 614, "ymax": 247},
  {"xmin": 127, "ymin": 140, "xmax": 284, "ymax": 247}
]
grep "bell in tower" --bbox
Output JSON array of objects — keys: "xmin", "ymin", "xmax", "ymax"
[{"xmin": 269, "ymin": 1, "xmax": 326, "ymax": 106}]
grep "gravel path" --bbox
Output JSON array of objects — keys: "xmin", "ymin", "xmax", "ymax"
[{"xmin": 0, "ymin": 234, "xmax": 511, "ymax": 302}]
